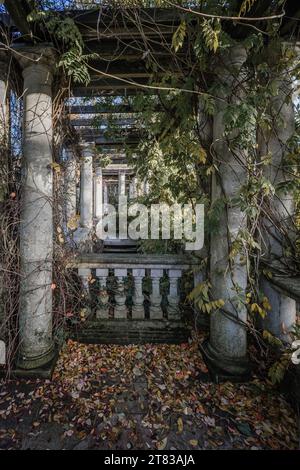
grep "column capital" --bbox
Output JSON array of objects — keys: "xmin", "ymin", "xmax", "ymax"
[
  {"xmin": 222, "ymin": 43, "xmax": 247, "ymax": 67},
  {"xmin": 215, "ymin": 43, "xmax": 247, "ymax": 83},
  {"xmin": 13, "ymin": 44, "xmax": 57, "ymax": 81},
  {"xmin": 80, "ymin": 141, "xmax": 95, "ymax": 159}
]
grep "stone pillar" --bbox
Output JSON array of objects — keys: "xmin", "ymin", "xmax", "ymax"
[
  {"xmin": 144, "ymin": 180, "xmax": 150, "ymax": 195},
  {"xmin": 73, "ymin": 143, "xmax": 94, "ymax": 249},
  {"xmin": 0, "ymin": 53, "xmax": 8, "ymax": 148},
  {"xmin": 64, "ymin": 147, "xmax": 77, "ymax": 225},
  {"xmin": 201, "ymin": 45, "xmax": 250, "ymax": 381},
  {"xmin": 130, "ymin": 176, "xmax": 137, "ymax": 199},
  {"xmin": 17, "ymin": 47, "xmax": 56, "ymax": 369},
  {"xmin": 80, "ymin": 143, "xmax": 93, "ymax": 228},
  {"xmin": 0, "ymin": 53, "xmax": 8, "ymax": 340},
  {"xmin": 94, "ymin": 166, "xmax": 103, "ymax": 220},
  {"xmin": 103, "ymin": 181, "xmax": 108, "ymax": 214},
  {"xmin": 258, "ymin": 44, "xmax": 297, "ymax": 341},
  {"xmin": 118, "ymin": 171, "xmax": 126, "ymax": 196}
]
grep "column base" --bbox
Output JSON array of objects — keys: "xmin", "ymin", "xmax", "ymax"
[
  {"xmin": 16, "ymin": 344, "xmax": 56, "ymax": 370},
  {"xmin": 1, "ymin": 346, "xmax": 59, "ymax": 380},
  {"xmin": 200, "ymin": 339, "xmax": 251, "ymax": 383}
]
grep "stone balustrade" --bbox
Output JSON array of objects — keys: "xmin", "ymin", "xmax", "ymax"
[{"xmin": 73, "ymin": 254, "xmax": 198, "ymax": 321}]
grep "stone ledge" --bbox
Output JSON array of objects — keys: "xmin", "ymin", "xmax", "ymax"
[{"xmin": 70, "ymin": 319, "xmax": 191, "ymax": 345}]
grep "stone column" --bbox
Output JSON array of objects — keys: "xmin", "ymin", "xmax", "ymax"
[
  {"xmin": 94, "ymin": 166, "xmax": 103, "ymax": 220},
  {"xmin": 118, "ymin": 171, "xmax": 126, "ymax": 196},
  {"xmin": 0, "ymin": 53, "xmax": 8, "ymax": 343},
  {"xmin": 73, "ymin": 143, "xmax": 94, "ymax": 248},
  {"xmin": 80, "ymin": 143, "xmax": 93, "ymax": 228},
  {"xmin": 103, "ymin": 181, "xmax": 108, "ymax": 214},
  {"xmin": 64, "ymin": 147, "xmax": 77, "ymax": 225},
  {"xmin": 16, "ymin": 47, "xmax": 56, "ymax": 369},
  {"xmin": 130, "ymin": 176, "xmax": 137, "ymax": 199},
  {"xmin": 258, "ymin": 43, "xmax": 297, "ymax": 341},
  {"xmin": 0, "ymin": 53, "xmax": 8, "ymax": 148},
  {"xmin": 144, "ymin": 180, "xmax": 150, "ymax": 195},
  {"xmin": 201, "ymin": 45, "xmax": 250, "ymax": 381}
]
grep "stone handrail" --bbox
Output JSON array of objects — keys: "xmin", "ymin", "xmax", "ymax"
[{"xmin": 70, "ymin": 253, "xmax": 200, "ymax": 321}]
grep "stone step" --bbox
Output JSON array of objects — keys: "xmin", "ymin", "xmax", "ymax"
[{"xmin": 70, "ymin": 319, "xmax": 190, "ymax": 344}]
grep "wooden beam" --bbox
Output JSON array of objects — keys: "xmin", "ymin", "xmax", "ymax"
[
  {"xmin": 70, "ymin": 117, "xmax": 138, "ymax": 127},
  {"xmin": 4, "ymin": 0, "xmax": 32, "ymax": 38},
  {"xmin": 68, "ymin": 104, "xmax": 135, "ymax": 114},
  {"xmin": 72, "ymin": 79, "xmax": 157, "ymax": 97},
  {"xmin": 76, "ymin": 129, "xmax": 141, "ymax": 144}
]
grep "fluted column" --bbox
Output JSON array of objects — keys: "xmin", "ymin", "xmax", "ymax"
[
  {"xmin": 202, "ymin": 45, "xmax": 249, "ymax": 380},
  {"xmin": 16, "ymin": 46, "xmax": 56, "ymax": 369}
]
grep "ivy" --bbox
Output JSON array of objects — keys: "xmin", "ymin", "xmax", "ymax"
[
  {"xmin": 27, "ymin": 9, "xmax": 96, "ymax": 84},
  {"xmin": 171, "ymin": 20, "xmax": 186, "ymax": 53}
]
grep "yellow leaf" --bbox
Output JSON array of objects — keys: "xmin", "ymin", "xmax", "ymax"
[
  {"xmin": 177, "ymin": 417, "xmax": 183, "ymax": 433},
  {"xmin": 156, "ymin": 437, "xmax": 168, "ymax": 450},
  {"xmin": 50, "ymin": 162, "xmax": 61, "ymax": 173},
  {"xmin": 199, "ymin": 147, "xmax": 207, "ymax": 164},
  {"xmin": 189, "ymin": 439, "xmax": 198, "ymax": 447}
]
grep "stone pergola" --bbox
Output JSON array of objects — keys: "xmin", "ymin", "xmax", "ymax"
[{"xmin": 0, "ymin": 1, "xmax": 299, "ymax": 379}]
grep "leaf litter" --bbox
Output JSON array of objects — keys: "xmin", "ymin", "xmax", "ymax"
[{"xmin": 0, "ymin": 333, "xmax": 298, "ymax": 450}]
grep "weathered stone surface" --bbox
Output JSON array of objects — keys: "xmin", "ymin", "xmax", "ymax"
[
  {"xmin": 204, "ymin": 45, "xmax": 250, "ymax": 380},
  {"xmin": 16, "ymin": 46, "xmax": 56, "ymax": 369}
]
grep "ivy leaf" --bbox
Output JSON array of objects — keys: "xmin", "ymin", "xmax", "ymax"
[{"xmin": 172, "ymin": 21, "xmax": 186, "ymax": 53}]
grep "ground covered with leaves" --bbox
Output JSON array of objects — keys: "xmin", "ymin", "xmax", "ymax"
[{"xmin": 0, "ymin": 336, "xmax": 299, "ymax": 450}]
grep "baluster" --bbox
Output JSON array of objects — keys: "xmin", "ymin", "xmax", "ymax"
[
  {"xmin": 167, "ymin": 269, "xmax": 182, "ymax": 321},
  {"xmin": 78, "ymin": 268, "xmax": 92, "ymax": 319},
  {"xmin": 114, "ymin": 268, "xmax": 128, "ymax": 319},
  {"xmin": 150, "ymin": 269, "xmax": 163, "ymax": 319},
  {"xmin": 132, "ymin": 268, "xmax": 145, "ymax": 319},
  {"xmin": 96, "ymin": 268, "xmax": 109, "ymax": 319}
]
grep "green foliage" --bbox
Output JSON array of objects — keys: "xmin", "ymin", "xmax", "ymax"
[
  {"xmin": 238, "ymin": 0, "xmax": 258, "ymax": 16},
  {"xmin": 27, "ymin": 9, "xmax": 95, "ymax": 84},
  {"xmin": 201, "ymin": 18, "xmax": 221, "ymax": 54},
  {"xmin": 188, "ymin": 280, "xmax": 225, "ymax": 314},
  {"xmin": 268, "ymin": 352, "xmax": 290, "ymax": 385},
  {"xmin": 172, "ymin": 20, "xmax": 186, "ymax": 53}
]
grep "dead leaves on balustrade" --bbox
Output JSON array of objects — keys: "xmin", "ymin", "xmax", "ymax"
[{"xmin": 0, "ymin": 334, "xmax": 299, "ymax": 450}]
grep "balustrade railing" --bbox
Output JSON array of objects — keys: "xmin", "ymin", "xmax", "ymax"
[{"xmin": 73, "ymin": 254, "xmax": 199, "ymax": 322}]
